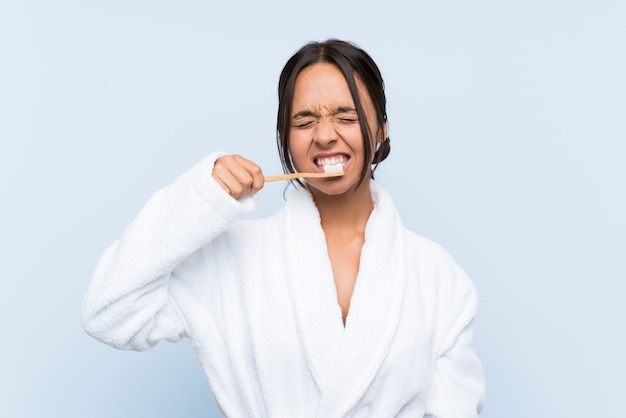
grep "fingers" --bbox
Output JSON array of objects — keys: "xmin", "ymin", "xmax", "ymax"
[{"xmin": 212, "ymin": 154, "xmax": 265, "ymax": 199}]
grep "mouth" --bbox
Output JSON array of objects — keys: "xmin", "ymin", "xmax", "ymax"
[{"xmin": 314, "ymin": 155, "xmax": 350, "ymax": 173}]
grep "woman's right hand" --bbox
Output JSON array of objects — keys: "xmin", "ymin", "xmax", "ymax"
[{"xmin": 212, "ymin": 154, "xmax": 265, "ymax": 199}]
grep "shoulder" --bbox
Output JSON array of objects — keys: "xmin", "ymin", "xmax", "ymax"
[
  {"xmin": 212, "ymin": 207, "xmax": 287, "ymax": 251},
  {"xmin": 403, "ymin": 229, "xmax": 478, "ymax": 304},
  {"xmin": 403, "ymin": 231, "xmax": 460, "ymax": 268}
]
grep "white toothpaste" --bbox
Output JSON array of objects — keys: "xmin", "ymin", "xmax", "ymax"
[{"xmin": 323, "ymin": 162, "xmax": 344, "ymax": 173}]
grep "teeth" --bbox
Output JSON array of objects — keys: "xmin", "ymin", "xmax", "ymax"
[
  {"xmin": 315, "ymin": 156, "xmax": 347, "ymax": 166},
  {"xmin": 315, "ymin": 156, "xmax": 347, "ymax": 173}
]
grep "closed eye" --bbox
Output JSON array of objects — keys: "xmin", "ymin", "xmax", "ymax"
[
  {"xmin": 338, "ymin": 117, "xmax": 358, "ymax": 124},
  {"xmin": 335, "ymin": 107, "xmax": 359, "ymax": 124},
  {"xmin": 291, "ymin": 120, "xmax": 315, "ymax": 129}
]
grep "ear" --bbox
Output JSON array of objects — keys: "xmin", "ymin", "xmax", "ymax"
[{"xmin": 377, "ymin": 123, "xmax": 388, "ymax": 144}]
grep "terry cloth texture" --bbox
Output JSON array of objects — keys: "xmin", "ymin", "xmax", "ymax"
[{"xmin": 82, "ymin": 152, "xmax": 485, "ymax": 417}]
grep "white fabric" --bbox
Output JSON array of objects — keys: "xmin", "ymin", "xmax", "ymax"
[{"xmin": 81, "ymin": 152, "xmax": 485, "ymax": 417}]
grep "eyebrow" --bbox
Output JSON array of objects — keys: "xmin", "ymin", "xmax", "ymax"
[{"xmin": 292, "ymin": 106, "xmax": 357, "ymax": 119}]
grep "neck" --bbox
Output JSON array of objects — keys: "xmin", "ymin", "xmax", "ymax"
[{"xmin": 311, "ymin": 179, "xmax": 374, "ymax": 233}]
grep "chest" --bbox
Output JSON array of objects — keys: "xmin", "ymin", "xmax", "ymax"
[
  {"xmin": 325, "ymin": 233, "xmax": 364, "ymax": 325},
  {"xmin": 211, "ymin": 262, "xmax": 434, "ymax": 414},
  {"xmin": 206, "ymin": 228, "xmax": 438, "ymax": 412}
]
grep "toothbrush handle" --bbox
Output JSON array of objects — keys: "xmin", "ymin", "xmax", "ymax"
[{"xmin": 264, "ymin": 172, "xmax": 345, "ymax": 182}]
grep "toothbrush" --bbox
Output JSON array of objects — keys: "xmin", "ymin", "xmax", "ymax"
[{"xmin": 264, "ymin": 162, "xmax": 344, "ymax": 182}]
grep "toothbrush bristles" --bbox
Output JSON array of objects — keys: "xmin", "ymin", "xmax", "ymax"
[{"xmin": 323, "ymin": 162, "xmax": 344, "ymax": 173}]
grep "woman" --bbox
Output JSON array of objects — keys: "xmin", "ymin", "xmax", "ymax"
[{"xmin": 82, "ymin": 39, "xmax": 485, "ymax": 417}]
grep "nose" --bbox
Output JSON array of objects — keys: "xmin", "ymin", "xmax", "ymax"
[{"xmin": 313, "ymin": 118, "xmax": 337, "ymax": 146}]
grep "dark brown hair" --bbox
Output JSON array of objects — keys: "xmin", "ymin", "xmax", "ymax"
[{"xmin": 276, "ymin": 39, "xmax": 391, "ymax": 186}]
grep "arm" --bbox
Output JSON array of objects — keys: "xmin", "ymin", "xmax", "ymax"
[{"xmin": 80, "ymin": 152, "xmax": 260, "ymax": 351}]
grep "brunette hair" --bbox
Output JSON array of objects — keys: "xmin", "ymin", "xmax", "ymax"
[{"xmin": 276, "ymin": 39, "xmax": 391, "ymax": 186}]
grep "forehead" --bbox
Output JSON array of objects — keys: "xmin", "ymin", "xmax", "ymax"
[{"xmin": 291, "ymin": 63, "xmax": 370, "ymax": 111}]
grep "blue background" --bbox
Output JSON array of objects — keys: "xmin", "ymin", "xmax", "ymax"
[{"xmin": 1, "ymin": 1, "xmax": 624, "ymax": 417}]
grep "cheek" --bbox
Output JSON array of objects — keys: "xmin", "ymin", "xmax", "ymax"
[
  {"xmin": 341, "ymin": 126, "xmax": 366, "ymax": 152},
  {"xmin": 288, "ymin": 133, "xmax": 308, "ymax": 163},
  {"xmin": 334, "ymin": 123, "xmax": 361, "ymax": 141},
  {"xmin": 289, "ymin": 128, "xmax": 313, "ymax": 146}
]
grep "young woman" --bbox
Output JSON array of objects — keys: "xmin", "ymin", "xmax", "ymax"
[{"xmin": 82, "ymin": 39, "xmax": 485, "ymax": 417}]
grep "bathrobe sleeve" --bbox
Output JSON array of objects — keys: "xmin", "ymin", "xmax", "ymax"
[
  {"xmin": 424, "ymin": 267, "xmax": 485, "ymax": 417},
  {"xmin": 81, "ymin": 152, "xmax": 254, "ymax": 351}
]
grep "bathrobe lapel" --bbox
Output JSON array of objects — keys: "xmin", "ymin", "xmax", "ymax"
[
  {"xmin": 284, "ymin": 182, "xmax": 407, "ymax": 417},
  {"xmin": 283, "ymin": 186, "xmax": 345, "ymax": 392}
]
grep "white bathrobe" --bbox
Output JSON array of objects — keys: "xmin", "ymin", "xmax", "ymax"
[{"xmin": 81, "ymin": 152, "xmax": 485, "ymax": 417}]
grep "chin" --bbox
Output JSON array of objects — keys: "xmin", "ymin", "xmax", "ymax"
[{"xmin": 308, "ymin": 177, "xmax": 364, "ymax": 197}]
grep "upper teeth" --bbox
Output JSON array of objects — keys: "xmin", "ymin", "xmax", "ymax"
[{"xmin": 316, "ymin": 156, "xmax": 347, "ymax": 166}]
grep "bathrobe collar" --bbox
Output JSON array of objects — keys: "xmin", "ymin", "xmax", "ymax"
[{"xmin": 283, "ymin": 181, "xmax": 407, "ymax": 417}]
